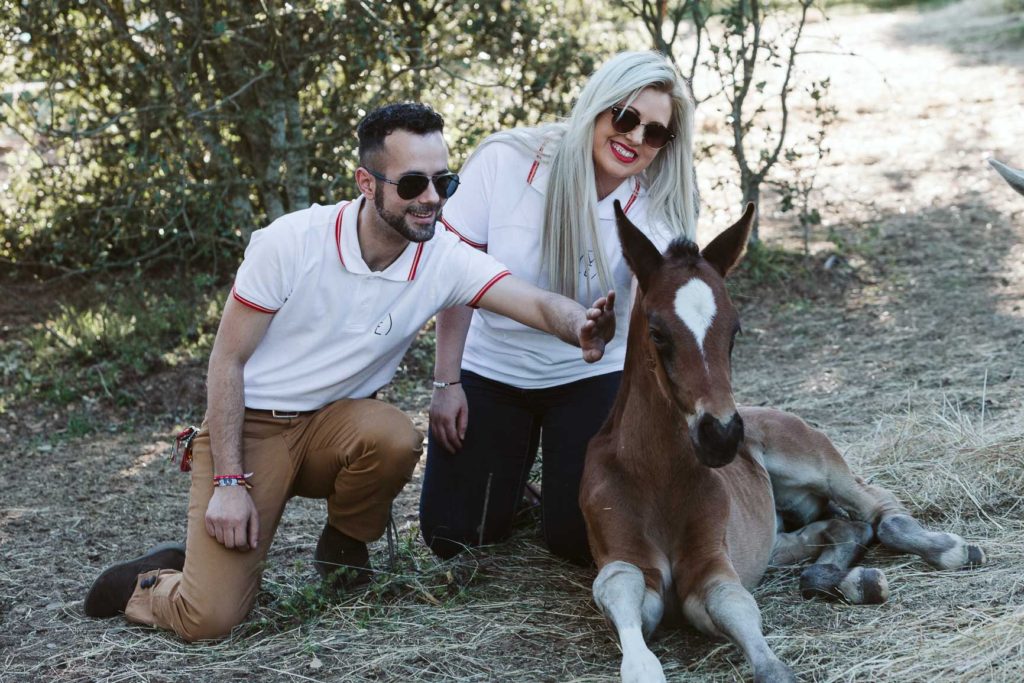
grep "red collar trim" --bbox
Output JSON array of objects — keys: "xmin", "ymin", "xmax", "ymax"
[
  {"xmin": 407, "ymin": 242, "xmax": 425, "ymax": 280},
  {"xmin": 440, "ymin": 216, "xmax": 487, "ymax": 249},
  {"xmin": 334, "ymin": 201, "xmax": 352, "ymax": 267},
  {"xmin": 623, "ymin": 179, "xmax": 641, "ymax": 214}
]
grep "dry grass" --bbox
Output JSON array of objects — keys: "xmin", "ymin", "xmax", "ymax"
[
  {"xmin": 3, "ymin": 0, "xmax": 1024, "ymax": 681},
  {"xmin": 3, "ymin": 412, "xmax": 1021, "ymax": 682}
]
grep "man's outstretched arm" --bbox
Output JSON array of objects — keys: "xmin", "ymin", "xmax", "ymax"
[{"xmin": 475, "ymin": 276, "xmax": 616, "ymax": 363}]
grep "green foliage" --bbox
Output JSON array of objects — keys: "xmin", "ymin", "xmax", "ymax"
[
  {"xmin": 3, "ymin": 277, "xmax": 222, "ymax": 406},
  {"xmin": 733, "ymin": 239, "xmax": 810, "ymax": 288},
  {"xmin": 1, "ymin": 0, "xmax": 618, "ymax": 275},
  {"xmin": 827, "ymin": 220, "xmax": 883, "ymax": 259}
]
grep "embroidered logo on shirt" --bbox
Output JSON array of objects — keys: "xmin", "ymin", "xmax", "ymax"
[
  {"xmin": 374, "ymin": 314, "xmax": 393, "ymax": 336},
  {"xmin": 578, "ymin": 250, "xmax": 597, "ymax": 280}
]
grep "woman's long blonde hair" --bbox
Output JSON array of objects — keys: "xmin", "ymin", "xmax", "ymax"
[{"xmin": 475, "ymin": 50, "xmax": 698, "ymax": 300}]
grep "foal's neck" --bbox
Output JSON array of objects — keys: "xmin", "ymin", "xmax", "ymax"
[{"xmin": 609, "ymin": 304, "xmax": 701, "ymax": 473}]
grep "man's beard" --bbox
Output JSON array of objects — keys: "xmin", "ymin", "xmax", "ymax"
[{"xmin": 373, "ymin": 189, "xmax": 439, "ymax": 243}]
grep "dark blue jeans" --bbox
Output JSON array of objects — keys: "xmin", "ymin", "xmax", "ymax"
[{"xmin": 418, "ymin": 369, "xmax": 621, "ymax": 565}]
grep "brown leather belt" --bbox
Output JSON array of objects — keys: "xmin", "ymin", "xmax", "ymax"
[{"xmin": 246, "ymin": 408, "xmax": 317, "ymax": 419}]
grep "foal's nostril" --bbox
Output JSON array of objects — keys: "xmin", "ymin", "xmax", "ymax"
[
  {"xmin": 726, "ymin": 413, "xmax": 744, "ymax": 445},
  {"xmin": 698, "ymin": 414, "xmax": 719, "ymax": 443}
]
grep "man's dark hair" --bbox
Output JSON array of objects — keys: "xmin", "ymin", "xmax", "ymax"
[{"xmin": 357, "ymin": 102, "xmax": 445, "ymax": 168}]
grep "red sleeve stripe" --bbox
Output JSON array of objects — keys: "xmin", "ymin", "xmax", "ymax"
[
  {"xmin": 467, "ymin": 270, "xmax": 512, "ymax": 308},
  {"xmin": 232, "ymin": 287, "xmax": 277, "ymax": 314},
  {"xmin": 526, "ymin": 159, "xmax": 540, "ymax": 185},
  {"xmin": 440, "ymin": 216, "xmax": 487, "ymax": 250},
  {"xmin": 623, "ymin": 179, "xmax": 641, "ymax": 214},
  {"xmin": 334, "ymin": 201, "xmax": 351, "ymax": 267},
  {"xmin": 407, "ymin": 242, "xmax": 425, "ymax": 280}
]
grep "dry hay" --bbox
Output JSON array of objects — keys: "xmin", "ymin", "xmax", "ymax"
[{"xmin": 2, "ymin": 408, "xmax": 1021, "ymax": 682}]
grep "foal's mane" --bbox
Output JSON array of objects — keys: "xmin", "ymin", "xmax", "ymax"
[{"xmin": 665, "ymin": 237, "xmax": 700, "ymax": 265}]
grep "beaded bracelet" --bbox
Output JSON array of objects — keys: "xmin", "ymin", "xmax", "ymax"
[
  {"xmin": 213, "ymin": 473, "xmax": 254, "ymax": 489},
  {"xmin": 432, "ymin": 380, "xmax": 462, "ymax": 389}
]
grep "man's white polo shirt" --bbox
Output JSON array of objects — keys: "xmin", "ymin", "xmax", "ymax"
[
  {"xmin": 439, "ymin": 139, "xmax": 675, "ymax": 389},
  {"xmin": 232, "ymin": 197, "xmax": 510, "ymax": 410}
]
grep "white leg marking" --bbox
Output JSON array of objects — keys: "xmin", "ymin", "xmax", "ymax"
[
  {"xmin": 935, "ymin": 541, "xmax": 971, "ymax": 570},
  {"xmin": 703, "ymin": 582, "xmax": 795, "ymax": 682},
  {"xmin": 593, "ymin": 561, "xmax": 666, "ymax": 683},
  {"xmin": 673, "ymin": 278, "xmax": 717, "ymax": 356}
]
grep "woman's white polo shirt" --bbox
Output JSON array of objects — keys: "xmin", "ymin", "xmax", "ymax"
[{"xmin": 440, "ymin": 140, "xmax": 674, "ymax": 389}]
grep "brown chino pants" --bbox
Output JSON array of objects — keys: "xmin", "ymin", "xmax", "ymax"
[{"xmin": 123, "ymin": 399, "xmax": 422, "ymax": 641}]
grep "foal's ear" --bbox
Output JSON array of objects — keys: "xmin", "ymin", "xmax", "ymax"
[
  {"xmin": 701, "ymin": 203, "xmax": 755, "ymax": 277},
  {"xmin": 615, "ymin": 200, "xmax": 663, "ymax": 292}
]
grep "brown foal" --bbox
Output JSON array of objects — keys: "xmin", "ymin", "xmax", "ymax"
[{"xmin": 580, "ymin": 202, "xmax": 986, "ymax": 683}]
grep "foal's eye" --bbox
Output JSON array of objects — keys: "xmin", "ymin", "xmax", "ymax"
[{"xmin": 649, "ymin": 326, "xmax": 668, "ymax": 347}]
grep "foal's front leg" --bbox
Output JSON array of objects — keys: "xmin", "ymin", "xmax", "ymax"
[
  {"xmin": 682, "ymin": 563, "xmax": 796, "ymax": 683},
  {"xmin": 593, "ymin": 561, "xmax": 667, "ymax": 683}
]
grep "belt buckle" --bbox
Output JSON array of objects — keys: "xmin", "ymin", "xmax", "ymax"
[{"xmin": 271, "ymin": 409, "xmax": 301, "ymax": 419}]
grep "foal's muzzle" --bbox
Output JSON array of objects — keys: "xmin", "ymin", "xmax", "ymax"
[{"xmin": 690, "ymin": 412, "xmax": 744, "ymax": 468}]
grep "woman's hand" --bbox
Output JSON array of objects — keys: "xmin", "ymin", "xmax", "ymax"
[{"xmin": 430, "ymin": 383, "xmax": 469, "ymax": 452}]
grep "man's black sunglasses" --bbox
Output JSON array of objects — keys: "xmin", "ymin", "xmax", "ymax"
[
  {"xmin": 609, "ymin": 106, "xmax": 675, "ymax": 149},
  {"xmin": 367, "ymin": 169, "xmax": 460, "ymax": 200}
]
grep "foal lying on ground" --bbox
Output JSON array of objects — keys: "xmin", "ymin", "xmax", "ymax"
[{"xmin": 580, "ymin": 203, "xmax": 986, "ymax": 682}]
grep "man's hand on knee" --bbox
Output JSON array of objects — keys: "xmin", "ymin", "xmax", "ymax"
[{"xmin": 205, "ymin": 488, "xmax": 260, "ymax": 551}]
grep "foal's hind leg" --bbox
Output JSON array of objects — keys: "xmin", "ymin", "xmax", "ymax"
[
  {"xmin": 771, "ymin": 518, "xmax": 889, "ymax": 604},
  {"xmin": 593, "ymin": 561, "xmax": 667, "ymax": 683},
  {"xmin": 743, "ymin": 407, "xmax": 986, "ymax": 571},
  {"xmin": 875, "ymin": 512, "xmax": 986, "ymax": 569}
]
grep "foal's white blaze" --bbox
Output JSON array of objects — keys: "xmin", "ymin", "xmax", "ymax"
[{"xmin": 674, "ymin": 278, "xmax": 717, "ymax": 355}]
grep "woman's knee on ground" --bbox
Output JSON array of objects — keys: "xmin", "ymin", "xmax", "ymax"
[
  {"xmin": 544, "ymin": 523, "xmax": 593, "ymax": 566},
  {"xmin": 420, "ymin": 525, "xmax": 473, "ymax": 560},
  {"xmin": 420, "ymin": 513, "xmax": 515, "ymax": 560}
]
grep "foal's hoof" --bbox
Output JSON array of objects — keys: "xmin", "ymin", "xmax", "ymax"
[
  {"xmin": 620, "ymin": 646, "xmax": 666, "ymax": 683},
  {"xmin": 799, "ymin": 563, "xmax": 845, "ymax": 601},
  {"xmin": 838, "ymin": 567, "xmax": 889, "ymax": 605},
  {"xmin": 800, "ymin": 564, "xmax": 888, "ymax": 604},
  {"xmin": 931, "ymin": 541, "xmax": 987, "ymax": 571},
  {"xmin": 965, "ymin": 544, "xmax": 986, "ymax": 568},
  {"xmin": 753, "ymin": 657, "xmax": 797, "ymax": 683}
]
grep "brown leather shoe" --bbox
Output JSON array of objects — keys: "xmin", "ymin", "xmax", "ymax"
[
  {"xmin": 83, "ymin": 542, "xmax": 186, "ymax": 618},
  {"xmin": 313, "ymin": 524, "xmax": 371, "ymax": 589}
]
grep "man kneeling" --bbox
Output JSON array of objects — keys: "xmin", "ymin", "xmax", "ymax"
[{"xmin": 83, "ymin": 103, "xmax": 615, "ymax": 642}]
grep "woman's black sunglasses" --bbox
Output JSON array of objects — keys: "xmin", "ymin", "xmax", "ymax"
[
  {"xmin": 367, "ymin": 169, "xmax": 460, "ymax": 200},
  {"xmin": 609, "ymin": 106, "xmax": 675, "ymax": 149}
]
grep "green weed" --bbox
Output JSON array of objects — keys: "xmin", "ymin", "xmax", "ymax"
[{"xmin": 256, "ymin": 528, "xmax": 482, "ymax": 632}]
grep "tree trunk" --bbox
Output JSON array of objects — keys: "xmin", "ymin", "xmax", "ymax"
[{"xmin": 741, "ymin": 176, "xmax": 761, "ymax": 245}]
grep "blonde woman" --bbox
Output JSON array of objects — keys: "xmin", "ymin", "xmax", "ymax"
[{"xmin": 420, "ymin": 51, "xmax": 698, "ymax": 563}]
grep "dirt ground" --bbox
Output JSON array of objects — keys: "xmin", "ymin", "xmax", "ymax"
[{"xmin": 2, "ymin": 1, "xmax": 1023, "ymax": 681}]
